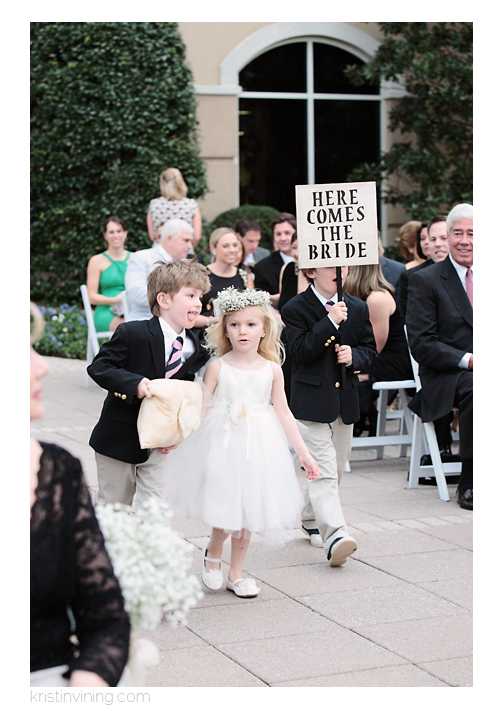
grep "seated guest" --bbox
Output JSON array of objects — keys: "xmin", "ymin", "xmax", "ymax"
[
  {"xmin": 344, "ymin": 263, "xmax": 412, "ymax": 436},
  {"xmin": 406, "ymin": 204, "xmax": 473, "ymax": 510},
  {"xmin": 30, "ymin": 303, "xmax": 130, "ymax": 687},
  {"xmin": 253, "ymin": 213, "xmax": 296, "ymax": 307},
  {"xmin": 406, "ymin": 215, "xmax": 456, "ymax": 464},
  {"xmin": 86, "ymin": 215, "xmax": 132, "ymax": 332},
  {"xmin": 125, "ymin": 218, "xmax": 194, "ymax": 320},
  {"xmin": 235, "ymin": 216, "xmax": 270, "ymax": 271}
]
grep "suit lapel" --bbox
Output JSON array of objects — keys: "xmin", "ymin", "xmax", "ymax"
[
  {"xmin": 440, "ymin": 257, "xmax": 473, "ymax": 328},
  {"xmin": 304, "ymin": 285, "xmax": 329, "ymax": 321},
  {"xmin": 148, "ymin": 317, "xmax": 167, "ymax": 379}
]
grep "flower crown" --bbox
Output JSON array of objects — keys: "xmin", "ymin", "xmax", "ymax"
[{"xmin": 216, "ymin": 287, "xmax": 271, "ymax": 314}]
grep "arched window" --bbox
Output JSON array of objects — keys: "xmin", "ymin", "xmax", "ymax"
[{"xmin": 238, "ymin": 40, "xmax": 380, "ymax": 213}]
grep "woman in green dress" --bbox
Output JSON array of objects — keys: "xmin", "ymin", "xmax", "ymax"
[{"xmin": 86, "ymin": 216, "xmax": 132, "ymax": 332}]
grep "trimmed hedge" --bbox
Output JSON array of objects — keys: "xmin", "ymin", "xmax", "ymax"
[{"xmin": 31, "ymin": 22, "xmax": 207, "ymax": 306}]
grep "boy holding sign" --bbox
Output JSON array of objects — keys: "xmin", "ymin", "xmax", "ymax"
[
  {"xmin": 281, "ymin": 182, "xmax": 378, "ymax": 566},
  {"xmin": 281, "ymin": 266, "xmax": 376, "ymax": 565}
]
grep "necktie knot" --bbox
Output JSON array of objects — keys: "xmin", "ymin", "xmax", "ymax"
[{"xmin": 325, "ymin": 300, "xmax": 334, "ymax": 313}]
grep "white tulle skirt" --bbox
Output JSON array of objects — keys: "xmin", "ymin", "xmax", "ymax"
[{"xmin": 165, "ymin": 396, "xmax": 304, "ymax": 546}]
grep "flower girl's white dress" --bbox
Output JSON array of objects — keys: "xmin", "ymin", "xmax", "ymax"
[{"xmin": 165, "ymin": 358, "xmax": 304, "ymax": 546}]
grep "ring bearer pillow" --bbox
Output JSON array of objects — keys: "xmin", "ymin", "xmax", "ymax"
[{"xmin": 137, "ymin": 379, "xmax": 202, "ymax": 449}]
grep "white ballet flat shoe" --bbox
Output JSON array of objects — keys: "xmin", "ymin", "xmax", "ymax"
[
  {"xmin": 226, "ymin": 577, "xmax": 261, "ymax": 598},
  {"xmin": 201, "ymin": 543, "xmax": 223, "ymax": 591}
]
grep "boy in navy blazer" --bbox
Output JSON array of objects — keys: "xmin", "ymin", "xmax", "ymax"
[
  {"xmin": 88, "ymin": 259, "xmax": 210, "ymax": 509},
  {"xmin": 281, "ymin": 265, "xmax": 377, "ymax": 566}
]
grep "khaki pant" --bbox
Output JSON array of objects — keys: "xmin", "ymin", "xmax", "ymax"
[
  {"xmin": 297, "ymin": 417, "xmax": 354, "ymax": 555},
  {"xmin": 95, "ymin": 448, "xmax": 168, "ymax": 510}
]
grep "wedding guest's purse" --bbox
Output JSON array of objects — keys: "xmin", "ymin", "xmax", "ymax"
[{"xmin": 137, "ymin": 379, "xmax": 202, "ymax": 448}]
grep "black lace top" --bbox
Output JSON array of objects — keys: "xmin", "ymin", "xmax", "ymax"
[{"xmin": 30, "ymin": 443, "xmax": 130, "ymax": 686}]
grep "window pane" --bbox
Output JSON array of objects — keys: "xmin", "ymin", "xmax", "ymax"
[
  {"xmin": 239, "ymin": 43, "xmax": 307, "ymax": 93},
  {"xmin": 314, "ymin": 100, "xmax": 380, "ymax": 184},
  {"xmin": 239, "ymin": 98, "xmax": 307, "ymax": 213},
  {"xmin": 313, "ymin": 42, "xmax": 379, "ymax": 95}
]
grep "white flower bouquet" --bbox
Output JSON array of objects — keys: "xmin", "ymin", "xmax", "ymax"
[{"xmin": 96, "ymin": 498, "xmax": 203, "ymax": 632}]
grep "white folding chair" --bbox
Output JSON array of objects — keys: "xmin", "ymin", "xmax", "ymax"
[
  {"xmin": 350, "ymin": 378, "xmax": 416, "ymax": 458},
  {"xmin": 406, "ymin": 339, "xmax": 461, "ymax": 502},
  {"xmin": 80, "ymin": 284, "xmax": 112, "ymax": 387}
]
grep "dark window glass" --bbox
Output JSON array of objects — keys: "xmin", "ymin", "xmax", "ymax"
[
  {"xmin": 314, "ymin": 100, "xmax": 380, "ymax": 184},
  {"xmin": 239, "ymin": 43, "xmax": 307, "ymax": 93},
  {"xmin": 313, "ymin": 43, "xmax": 379, "ymax": 95},
  {"xmin": 239, "ymin": 98, "xmax": 307, "ymax": 213}
]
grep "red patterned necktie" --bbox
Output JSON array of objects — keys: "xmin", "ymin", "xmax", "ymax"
[
  {"xmin": 465, "ymin": 268, "xmax": 473, "ymax": 307},
  {"xmin": 325, "ymin": 300, "xmax": 334, "ymax": 312},
  {"xmin": 165, "ymin": 336, "xmax": 183, "ymax": 378}
]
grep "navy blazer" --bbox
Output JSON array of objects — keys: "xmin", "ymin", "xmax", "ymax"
[
  {"xmin": 406, "ymin": 255, "xmax": 473, "ymax": 422},
  {"xmin": 281, "ymin": 286, "xmax": 377, "ymax": 424},
  {"xmin": 88, "ymin": 317, "xmax": 203, "ymax": 464}
]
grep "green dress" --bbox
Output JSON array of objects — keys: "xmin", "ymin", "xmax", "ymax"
[{"xmin": 93, "ymin": 252, "xmax": 131, "ymax": 331}]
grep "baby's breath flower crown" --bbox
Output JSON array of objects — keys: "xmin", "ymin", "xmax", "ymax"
[{"xmin": 216, "ymin": 287, "xmax": 271, "ymax": 314}]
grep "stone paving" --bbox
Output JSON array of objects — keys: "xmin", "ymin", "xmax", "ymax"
[{"xmin": 31, "ymin": 356, "xmax": 473, "ymax": 688}]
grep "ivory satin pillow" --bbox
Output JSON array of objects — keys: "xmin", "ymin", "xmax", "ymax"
[{"xmin": 137, "ymin": 379, "xmax": 202, "ymax": 449}]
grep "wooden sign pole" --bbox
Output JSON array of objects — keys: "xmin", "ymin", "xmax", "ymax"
[{"xmin": 336, "ymin": 266, "xmax": 347, "ymax": 389}]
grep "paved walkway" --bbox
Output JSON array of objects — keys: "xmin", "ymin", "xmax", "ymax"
[{"xmin": 31, "ymin": 357, "xmax": 473, "ymax": 688}]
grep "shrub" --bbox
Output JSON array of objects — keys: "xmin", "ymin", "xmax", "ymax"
[
  {"xmin": 32, "ymin": 304, "xmax": 96, "ymax": 360},
  {"xmin": 207, "ymin": 205, "xmax": 281, "ymax": 252},
  {"xmin": 31, "ymin": 22, "xmax": 207, "ymax": 306}
]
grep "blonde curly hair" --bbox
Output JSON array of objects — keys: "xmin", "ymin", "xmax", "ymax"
[{"xmin": 204, "ymin": 303, "xmax": 285, "ymax": 365}]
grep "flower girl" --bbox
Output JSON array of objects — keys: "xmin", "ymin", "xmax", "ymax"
[{"xmin": 166, "ymin": 287, "xmax": 319, "ymax": 598}]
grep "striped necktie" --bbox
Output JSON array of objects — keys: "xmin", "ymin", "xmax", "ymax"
[
  {"xmin": 325, "ymin": 300, "xmax": 334, "ymax": 312},
  {"xmin": 465, "ymin": 268, "xmax": 473, "ymax": 307},
  {"xmin": 165, "ymin": 336, "xmax": 183, "ymax": 378}
]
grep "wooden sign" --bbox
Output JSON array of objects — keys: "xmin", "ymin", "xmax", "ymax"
[{"xmin": 295, "ymin": 181, "xmax": 379, "ymax": 268}]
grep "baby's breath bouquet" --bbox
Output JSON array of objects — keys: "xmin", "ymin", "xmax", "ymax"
[
  {"xmin": 96, "ymin": 498, "xmax": 203, "ymax": 686},
  {"xmin": 96, "ymin": 498, "xmax": 203, "ymax": 631}
]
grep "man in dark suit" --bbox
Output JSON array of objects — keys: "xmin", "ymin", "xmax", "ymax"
[
  {"xmin": 88, "ymin": 260, "xmax": 210, "ymax": 508},
  {"xmin": 406, "ymin": 204, "xmax": 473, "ymax": 509},
  {"xmin": 281, "ymin": 266, "xmax": 377, "ymax": 565},
  {"xmin": 253, "ymin": 212, "xmax": 296, "ymax": 306}
]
